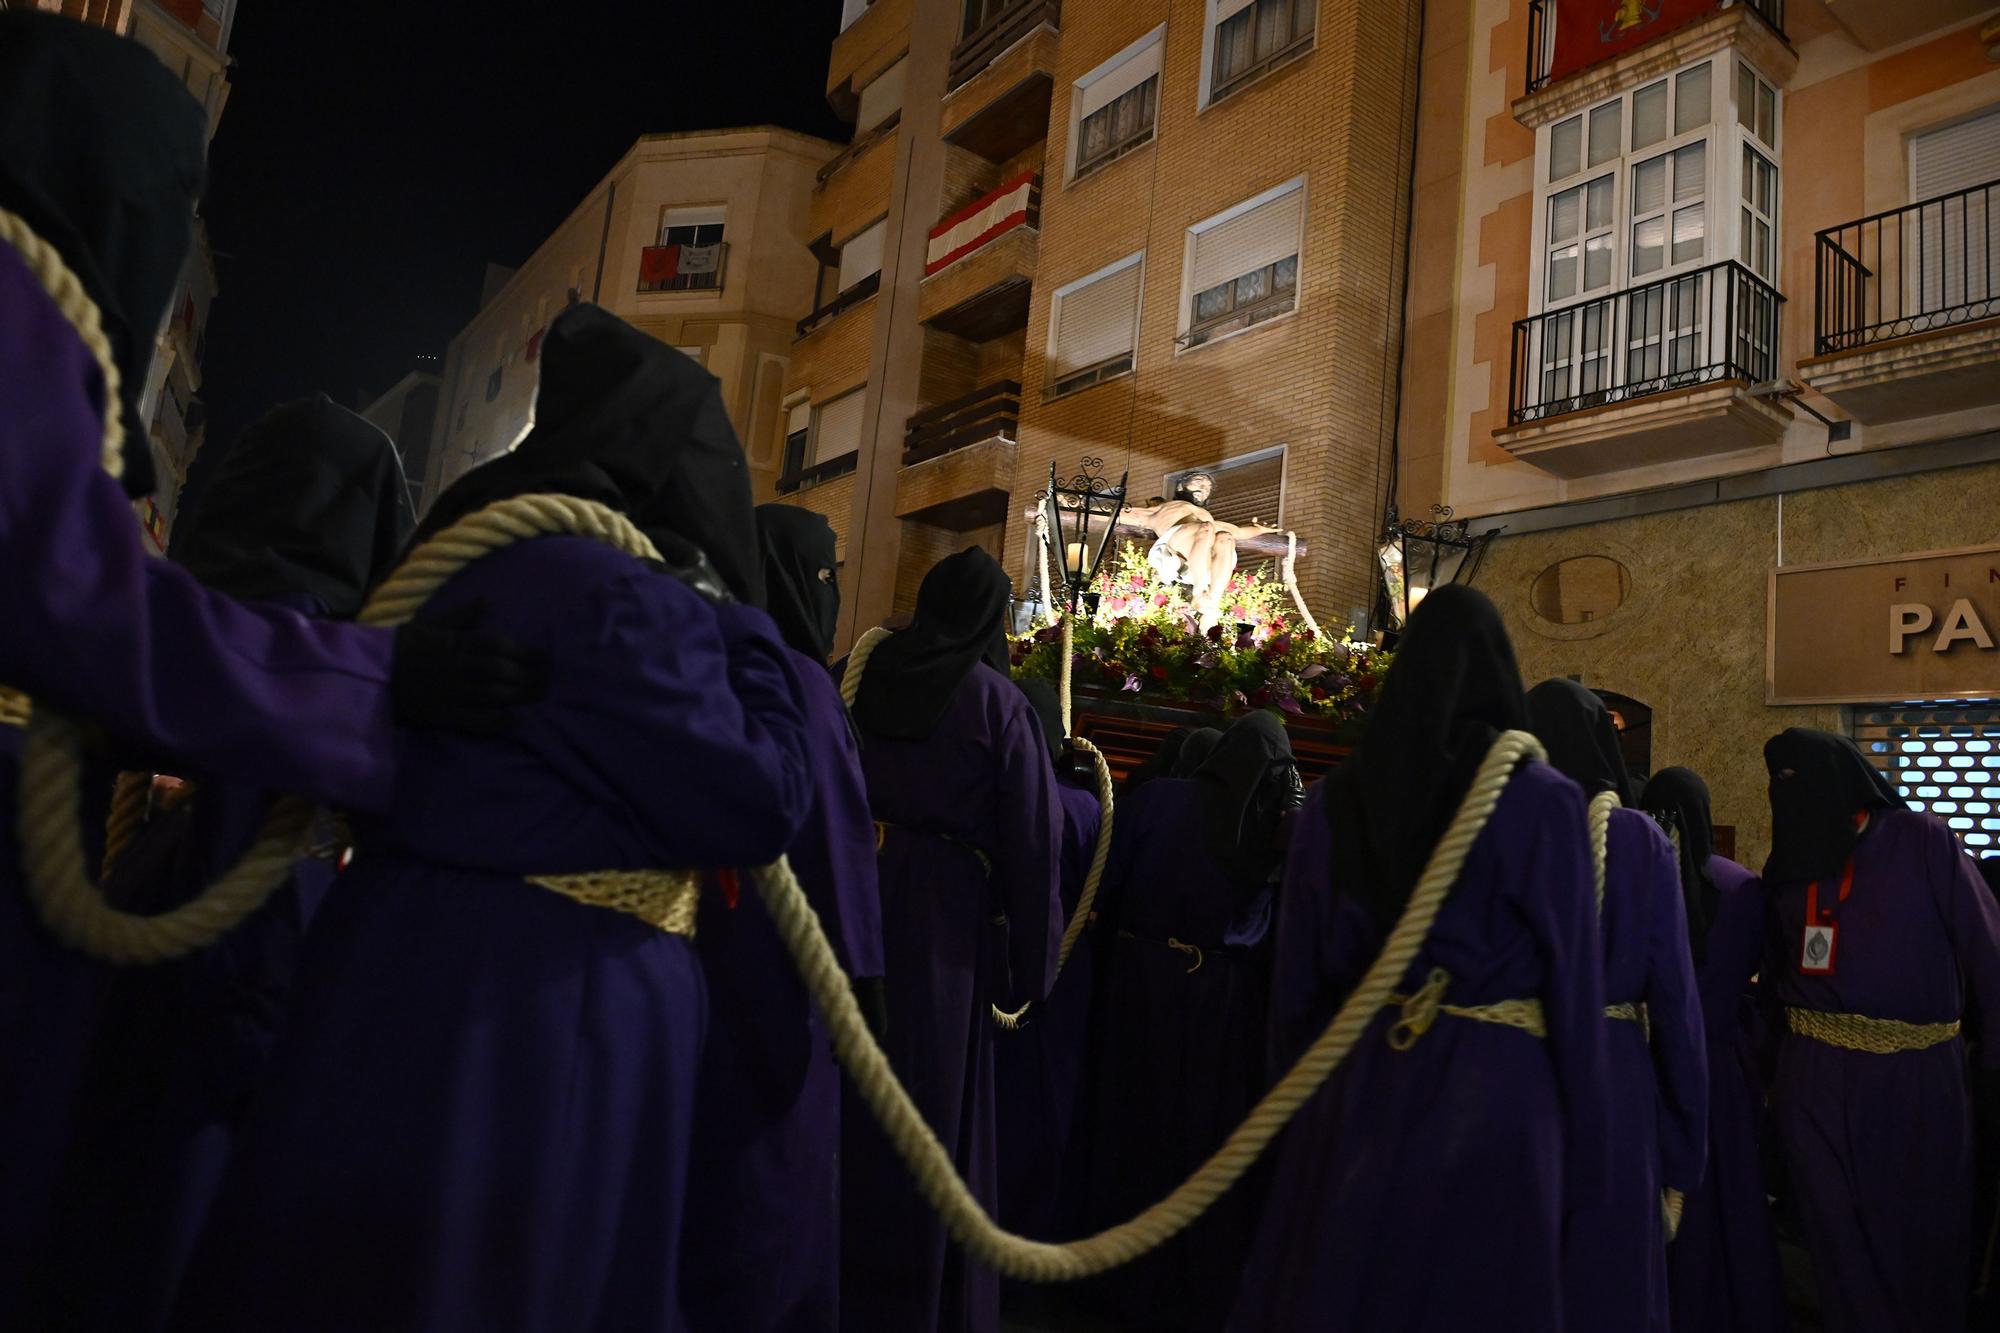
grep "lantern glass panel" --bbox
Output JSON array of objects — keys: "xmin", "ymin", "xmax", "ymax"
[{"xmin": 1377, "ymin": 536, "xmax": 1409, "ymax": 628}]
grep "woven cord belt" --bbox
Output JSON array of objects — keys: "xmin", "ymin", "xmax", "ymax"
[
  {"xmin": 1606, "ymin": 1001, "xmax": 1647, "ymax": 1023},
  {"xmin": 0, "ymin": 687, "xmax": 28, "ymax": 730},
  {"xmin": 525, "ymin": 870, "xmax": 700, "ymax": 937},
  {"xmin": 1786, "ymin": 1006, "xmax": 1961, "ymax": 1054},
  {"xmin": 1385, "ymin": 966, "xmax": 1548, "ymax": 1050}
]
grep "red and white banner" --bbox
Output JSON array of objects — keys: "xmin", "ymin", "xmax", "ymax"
[
  {"xmin": 1548, "ymin": 0, "xmax": 1720, "ymax": 84},
  {"xmin": 638, "ymin": 243, "xmax": 722, "ymax": 285},
  {"xmin": 926, "ymin": 171, "xmax": 1036, "ymax": 276}
]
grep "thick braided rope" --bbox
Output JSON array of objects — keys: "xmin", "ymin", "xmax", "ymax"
[
  {"xmin": 1279, "ymin": 530, "xmax": 1327, "ymax": 641},
  {"xmin": 0, "ymin": 687, "xmax": 29, "ymax": 730},
  {"xmin": 752, "ymin": 728, "xmax": 1545, "ymax": 1280},
  {"xmin": 359, "ymin": 493, "xmax": 660, "ymax": 628},
  {"xmin": 1057, "ymin": 613, "xmax": 1074, "ymax": 735},
  {"xmin": 99, "ymin": 771, "xmax": 152, "ymax": 878},
  {"xmin": 991, "ymin": 732, "xmax": 1115, "ymax": 1031},
  {"xmin": 1785, "ymin": 1006, "xmax": 1962, "ymax": 1054},
  {"xmin": 839, "ymin": 626, "xmax": 892, "ymax": 712},
  {"xmin": 0, "ymin": 207, "xmax": 124, "ymax": 480},
  {"xmin": 3, "ymin": 209, "xmax": 323, "ymax": 964},
  {"xmin": 18, "ymin": 715, "xmax": 314, "ymax": 964},
  {"xmin": 1588, "ymin": 788, "xmax": 1619, "ymax": 910}
]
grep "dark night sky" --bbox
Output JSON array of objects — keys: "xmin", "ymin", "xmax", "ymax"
[{"xmin": 198, "ymin": 1, "xmax": 847, "ymax": 454}]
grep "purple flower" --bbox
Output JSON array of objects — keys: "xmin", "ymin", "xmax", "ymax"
[
  {"xmin": 1122, "ymin": 673, "xmax": 1142, "ymax": 693},
  {"xmin": 1278, "ymin": 694, "xmax": 1304, "ymax": 715},
  {"xmin": 1300, "ymin": 663, "xmax": 1327, "ymax": 680}
]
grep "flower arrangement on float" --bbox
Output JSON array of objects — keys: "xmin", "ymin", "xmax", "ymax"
[{"xmin": 1010, "ymin": 543, "xmax": 1392, "ymax": 724}]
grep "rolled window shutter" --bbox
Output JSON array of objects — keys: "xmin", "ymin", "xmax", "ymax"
[
  {"xmin": 785, "ymin": 401, "xmax": 812, "ymax": 437},
  {"xmin": 838, "ymin": 220, "xmax": 887, "ymax": 291},
  {"xmin": 1214, "ymin": 0, "xmax": 1257, "ymax": 22},
  {"xmin": 1077, "ymin": 42, "xmax": 1162, "ymax": 120},
  {"xmin": 1189, "ymin": 185, "xmax": 1303, "ymax": 293},
  {"xmin": 812, "ymin": 391, "xmax": 866, "ymax": 462},
  {"xmin": 1053, "ymin": 261, "xmax": 1142, "ymax": 375},
  {"xmin": 1205, "ymin": 453, "xmax": 1284, "ymax": 528},
  {"xmin": 1912, "ymin": 106, "xmax": 2000, "ymax": 199},
  {"xmin": 857, "ymin": 58, "xmax": 907, "ymax": 134}
]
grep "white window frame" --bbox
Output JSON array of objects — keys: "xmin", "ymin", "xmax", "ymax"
[
  {"xmin": 1069, "ymin": 27, "xmax": 1165, "ymax": 181},
  {"xmin": 1046, "ymin": 251, "xmax": 1145, "ymax": 398},
  {"xmin": 1198, "ymin": 0, "xmax": 1319, "ymax": 111},
  {"xmin": 1528, "ymin": 52, "xmax": 1783, "ymax": 316},
  {"xmin": 809, "ymin": 387, "xmax": 866, "ymax": 468},
  {"xmin": 1178, "ymin": 175, "xmax": 1307, "ymax": 353}
]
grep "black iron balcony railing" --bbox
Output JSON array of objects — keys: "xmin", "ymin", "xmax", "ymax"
[
  {"xmin": 1525, "ymin": 0, "xmax": 1784, "ymax": 95},
  {"xmin": 1814, "ymin": 178, "xmax": 2000, "ymax": 356},
  {"xmin": 1508, "ymin": 259, "xmax": 1782, "ymax": 426},
  {"xmin": 950, "ymin": 0, "xmax": 1058, "ymax": 91},
  {"xmin": 795, "ymin": 271, "xmax": 881, "ymax": 339},
  {"xmin": 903, "ymin": 379, "xmax": 1020, "ymax": 466}
]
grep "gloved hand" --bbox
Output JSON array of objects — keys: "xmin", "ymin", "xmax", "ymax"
[
  {"xmin": 643, "ymin": 530, "xmax": 734, "ymax": 604},
  {"xmin": 853, "ymin": 975, "xmax": 890, "ymax": 1047},
  {"xmin": 391, "ymin": 599, "xmax": 547, "ymax": 736}
]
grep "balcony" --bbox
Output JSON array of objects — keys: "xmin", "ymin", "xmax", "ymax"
[
  {"xmin": 1496, "ymin": 259, "xmax": 1791, "ymax": 477},
  {"xmin": 896, "ymin": 382, "xmax": 1020, "ymax": 528},
  {"xmin": 903, "ymin": 379, "xmax": 1019, "ymax": 465},
  {"xmin": 827, "ymin": 0, "xmax": 912, "ymax": 117},
  {"xmin": 810, "ymin": 128, "xmax": 899, "ymax": 244},
  {"xmin": 637, "ymin": 241, "xmax": 728, "ymax": 295},
  {"xmin": 1801, "ymin": 179, "xmax": 2000, "ymax": 424},
  {"xmin": 1526, "ymin": 0, "xmax": 1783, "ymax": 96},
  {"xmin": 797, "ymin": 271, "xmax": 881, "ymax": 339},
  {"xmin": 950, "ymin": 0, "xmax": 1059, "ymax": 92},
  {"xmin": 920, "ymin": 174, "xmax": 1039, "ymax": 338},
  {"xmin": 941, "ymin": 24, "xmax": 1057, "ymax": 164}
]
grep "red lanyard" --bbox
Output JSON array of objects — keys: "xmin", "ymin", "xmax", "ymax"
[{"xmin": 1805, "ymin": 811, "xmax": 1869, "ymax": 924}]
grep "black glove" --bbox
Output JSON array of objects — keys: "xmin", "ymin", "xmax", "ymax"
[
  {"xmin": 853, "ymin": 975, "xmax": 890, "ymax": 1047},
  {"xmin": 641, "ymin": 530, "xmax": 734, "ymax": 605},
  {"xmin": 391, "ymin": 599, "xmax": 548, "ymax": 736}
]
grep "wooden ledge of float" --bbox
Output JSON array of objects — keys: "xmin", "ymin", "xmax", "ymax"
[{"xmin": 1069, "ymin": 689, "xmax": 1355, "ymax": 784}]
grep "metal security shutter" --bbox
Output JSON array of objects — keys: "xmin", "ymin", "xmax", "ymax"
[
  {"xmin": 1078, "ymin": 39, "xmax": 1161, "ymax": 119},
  {"xmin": 1052, "ymin": 260, "xmax": 1142, "ymax": 375},
  {"xmin": 1852, "ymin": 703, "xmax": 2000, "ymax": 856},
  {"xmin": 1189, "ymin": 183, "xmax": 1303, "ymax": 293},
  {"xmin": 811, "ymin": 389, "xmax": 866, "ymax": 464},
  {"xmin": 1174, "ymin": 450, "xmax": 1284, "ymax": 528},
  {"xmin": 838, "ymin": 219, "xmax": 887, "ymax": 291},
  {"xmin": 1911, "ymin": 107, "xmax": 2000, "ymax": 313}
]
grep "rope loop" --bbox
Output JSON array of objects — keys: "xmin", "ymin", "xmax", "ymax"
[
  {"xmin": 1166, "ymin": 936, "xmax": 1204, "ymax": 974},
  {"xmin": 1387, "ymin": 966, "xmax": 1450, "ymax": 1051},
  {"xmin": 1588, "ymin": 788, "xmax": 1620, "ymax": 910}
]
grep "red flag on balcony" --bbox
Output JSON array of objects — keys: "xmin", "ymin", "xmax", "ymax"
[
  {"xmin": 1548, "ymin": 0, "xmax": 1719, "ymax": 84},
  {"xmin": 639, "ymin": 245, "xmax": 682, "ymax": 285}
]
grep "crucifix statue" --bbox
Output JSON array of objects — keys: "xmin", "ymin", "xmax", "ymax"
[{"xmin": 1118, "ymin": 471, "xmax": 1284, "ymax": 629}]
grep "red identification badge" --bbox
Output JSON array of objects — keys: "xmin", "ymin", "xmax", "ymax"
[
  {"xmin": 1801, "ymin": 855, "xmax": 1856, "ymax": 977},
  {"xmin": 717, "ymin": 867, "xmax": 740, "ymax": 910}
]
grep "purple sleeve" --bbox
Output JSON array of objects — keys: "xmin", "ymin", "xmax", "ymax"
[
  {"xmin": 1520, "ymin": 772, "xmax": 1613, "ymax": 1210},
  {"xmin": 1933, "ymin": 822, "xmax": 2000, "ymax": 1070},
  {"xmin": 0, "ymin": 245, "xmax": 396, "ymax": 811},
  {"xmin": 993, "ymin": 700, "xmax": 1062, "ymax": 1007},
  {"xmin": 1641, "ymin": 828, "xmax": 1709, "ymax": 1193},
  {"xmin": 797, "ymin": 662, "xmax": 883, "ymax": 978},
  {"xmin": 1701, "ymin": 862, "xmax": 1765, "ymax": 1038},
  {"xmin": 1267, "ymin": 782, "xmax": 1343, "ymax": 1073}
]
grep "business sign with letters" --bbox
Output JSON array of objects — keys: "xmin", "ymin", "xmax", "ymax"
[{"xmin": 1767, "ymin": 545, "xmax": 2000, "ymax": 705}]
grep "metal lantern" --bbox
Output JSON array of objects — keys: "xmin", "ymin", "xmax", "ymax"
[
  {"xmin": 1376, "ymin": 504, "xmax": 1498, "ymax": 631},
  {"xmin": 1038, "ymin": 457, "xmax": 1128, "ymax": 617}
]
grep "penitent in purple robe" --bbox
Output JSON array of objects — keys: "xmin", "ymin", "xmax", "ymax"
[
  {"xmin": 168, "ymin": 537, "xmax": 815, "ymax": 1333},
  {"xmin": 680, "ymin": 653, "xmax": 883, "ymax": 1333},
  {"xmin": 1764, "ymin": 808, "xmax": 2000, "ymax": 1333},
  {"xmin": 0, "ymin": 243, "xmax": 396, "ymax": 811},
  {"xmin": 1080, "ymin": 777, "xmax": 1274, "ymax": 1332},
  {"xmin": 1231, "ymin": 761, "xmax": 1613, "ymax": 1333},
  {"xmin": 1564, "ymin": 807, "xmax": 1708, "ymax": 1333},
  {"xmin": 840, "ymin": 660, "xmax": 1061, "ymax": 1333},
  {"xmin": 993, "ymin": 773, "xmax": 1101, "ymax": 1242},
  {"xmin": 25, "ymin": 773, "xmax": 333, "ymax": 1333},
  {"xmin": 1668, "ymin": 855, "xmax": 1789, "ymax": 1333}
]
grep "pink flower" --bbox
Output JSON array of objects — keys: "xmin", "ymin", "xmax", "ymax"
[
  {"xmin": 1154, "ymin": 593, "xmax": 1169, "ymax": 607},
  {"xmin": 1130, "ymin": 574, "xmax": 1146, "ymax": 590}
]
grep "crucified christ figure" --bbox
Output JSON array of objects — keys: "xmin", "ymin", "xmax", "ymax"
[{"xmin": 1119, "ymin": 472, "xmax": 1283, "ymax": 629}]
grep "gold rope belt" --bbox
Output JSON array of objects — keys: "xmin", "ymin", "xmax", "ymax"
[
  {"xmin": 0, "ymin": 687, "xmax": 28, "ymax": 730},
  {"xmin": 1386, "ymin": 967, "xmax": 1547, "ymax": 1050},
  {"xmin": 873, "ymin": 820, "xmax": 993, "ymax": 874},
  {"xmin": 1606, "ymin": 1001, "xmax": 1647, "ymax": 1024},
  {"xmin": 525, "ymin": 869, "xmax": 700, "ymax": 937},
  {"xmin": 1786, "ymin": 1006, "xmax": 1960, "ymax": 1054}
]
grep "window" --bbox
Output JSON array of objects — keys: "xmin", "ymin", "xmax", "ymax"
[
  {"xmin": 1207, "ymin": 0, "xmax": 1317, "ymax": 105},
  {"xmin": 645, "ymin": 206, "xmax": 726, "ymax": 293},
  {"xmin": 810, "ymin": 389, "xmax": 866, "ymax": 467},
  {"xmin": 1739, "ymin": 146, "xmax": 1777, "ymax": 281},
  {"xmin": 1048, "ymin": 253, "xmax": 1143, "ymax": 397},
  {"xmin": 1168, "ymin": 447, "xmax": 1286, "ymax": 529},
  {"xmin": 839, "ymin": 0, "xmax": 872, "ymax": 32},
  {"xmin": 960, "ymin": 0, "xmax": 1011, "ymax": 40},
  {"xmin": 779, "ymin": 400, "xmax": 812, "ymax": 490},
  {"xmin": 837, "ymin": 219, "xmax": 887, "ymax": 294},
  {"xmin": 1630, "ymin": 140, "xmax": 1706, "ymax": 279},
  {"xmin": 857, "ymin": 58, "xmax": 906, "ymax": 136},
  {"xmin": 1853, "ymin": 705, "xmax": 2000, "ymax": 857},
  {"xmin": 1909, "ymin": 105, "xmax": 2000, "ymax": 317},
  {"xmin": 1073, "ymin": 30, "xmax": 1162, "ymax": 178},
  {"xmin": 1183, "ymin": 178, "xmax": 1304, "ymax": 348}
]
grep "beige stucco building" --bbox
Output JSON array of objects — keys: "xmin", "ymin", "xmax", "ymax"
[
  {"xmin": 423, "ymin": 127, "xmax": 838, "ymax": 508},
  {"xmin": 778, "ymin": 0, "xmax": 1425, "ymax": 642},
  {"xmin": 1399, "ymin": 0, "xmax": 2000, "ymax": 864}
]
